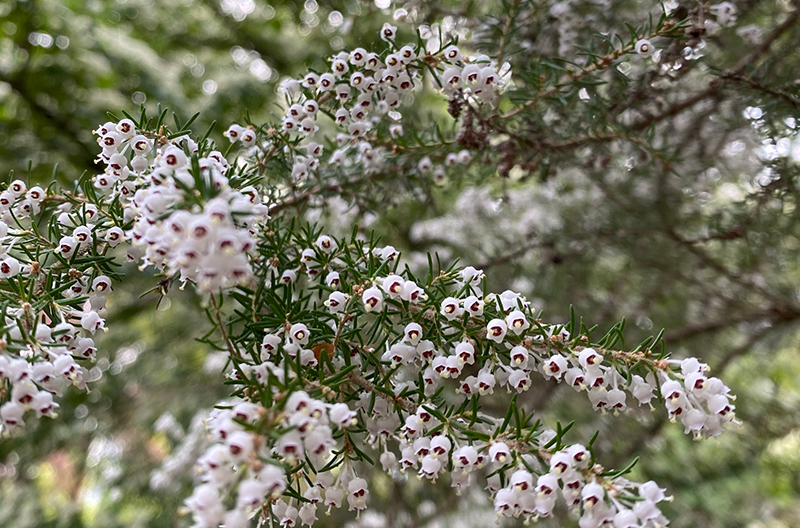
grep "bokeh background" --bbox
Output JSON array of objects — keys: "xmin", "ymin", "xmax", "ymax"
[{"xmin": 1, "ymin": 0, "xmax": 800, "ymax": 527}]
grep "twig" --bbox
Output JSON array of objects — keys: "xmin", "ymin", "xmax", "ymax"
[
  {"xmin": 500, "ymin": 22, "xmax": 679, "ymax": 119},
  {"xmin": 210, "ymin": 293, "xmax": 241, "ymax": 360},
  {"xmin": 347, "ymin": 371, "xmax": 417, "ymax": 413},
  {"xmin": 496, "ymin": 0, "xmax": 521, "ymax": 66}
]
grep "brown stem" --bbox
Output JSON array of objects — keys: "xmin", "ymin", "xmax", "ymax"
[
  {"xmin": 347, "ymin": 371, "xmax": 417, "ymax": 413},
  {"xmin": 210, "ymin": 293, "xmax": 241, "ymax": 360}
]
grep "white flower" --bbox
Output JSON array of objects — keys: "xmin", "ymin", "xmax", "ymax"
[
  {"xmin": 347, "ymin": 478, "xmax": 369, "ymax": 511},
  {"xmin": 510, "ymin": 346, "xmax": 528, "ymax": 367},
  {"xmin": 440, "ymin": 297, "xmax": 463, "ymax": 320},
  {"xmin": 401, "ymin": 280, "xmax": 426, "ymax": 303},
  {"xmin": 380, "ymin": 23, "xmax": 397, "ymax": 42},
  {"xmin": 419, "ymin": 455, "xmax": 443, "ymax": 479},
  {"xmin": 383, "ymin": 342, "xmax": 415, "ymax": 366},
  {"xmin": 281, "ymin": 269, "xmax": 298, "ymax": 284},
  {"xmin": 549, "ymin": 450, "xmax": 573, "ymax": 475},
  {"xmin": 455, "ymin": 341, "xmax": 475, "ymax": 365},
  {"xmin": 403, "ymin": 322, "xmax": 423, "ymax": 345},
  {"xmin": 505, "ymin": 310, "xmax": 530, "ymax": 334},
  {"xmin": 381, "ymin": 275, "xmax": 405, "ymax": 297},
  {"xmin": 630, "ymin": 374, "xmax": 655, "ymax": 405},
  {"xmin": 81, "ymin": 311, "xmax": 105, "ymax": 334},
  {"xmin": 226, "ymin": 430, "xmax": 254, "ymax": 460},
  {"xmin": 418, "ymin": 156, "xmax": 433, "ymax": 173},
  {"xmin": 635, "ymin": 39, "xmax": 654, "ymax": 56},
  {"xmin": 131, "ymin": 134, "xmax": 152, "ymax": 154},
  {"xmin": 581, "ymin": 481, "xmax": 605, "ymax": 509},
  {"xmin": 579, "ymin": 348, "xmax": 603, "ymax": 368},
  {"xmin": 302, "ymin": 72, "xmax": 319, "ymax": 88},
  {"xmin": 329, "ymin": 403, "xmax": 356, "ymax": 427},
  {"xmin": 261, "ymin": 334, "xmax": 281, "ymax": 359},
  {"xmin": 486, "ymin": 319, "xmax": 507, "ymax": 342},
  {"xmin": 567, "ymin": 444, "xmax": 590, "ymax": 468},
  {"xmin": 536, "ymin": 473, "xmax": 558, "ymax": 497},
  {"xmin": 115, "ymin": 118, "xmax": 135, "ymax": 137},
  {"xmin": 325, "ymin": 291, "xmax": 349, "ymax": 313},
  {"xmin": 508, "ymin": 369, "xmax": 530, "ymax": 392},
  {"xmin": 350, "ymin": 47, "xmax": 367, "ymax": 66},
  {"xmin": 240, "ymin": 129, "xmax": 257, "ymax": 147},
  {"xmin": 92, "ymin": 275, "xmax": 111, "ymax": 293},
  {"xmin": 298, "ymin": 504, "xmax": 317, "ymax": 526},
  {"xmin": 462, "ymin": 295, "xmax": 484, "ymax": 317},
  {"xmin": 416, "ymin": 340, "xmax": 436, "ymax": 362},
  {"xmin": 476, "ymin": 370, "xmax": 495, "ymax": 395},
  {"xmin": 453, "ymin": 445, "xmax": 478, "ymax": 471},
  {"xmin": 324, "ymin": 487, "xmax": 344, "ymax": 509},
  {"xmin": 362, "ymin": 286, "xmax": 384, "ymax": 312},
  {"xmin": 543, "ymin": 354, "xmax": 567, "ymax": 379},
  {"xmin": 315, "ymin": 235, "xmax": 334, "ymax": 253},
  {"xmin": 607, "ymin": 388, "xmax": 627, "ymax": 414},
  {"xmin": 380, "ymin": 450, "xmax": 397, "ymax": 472},
  {"xmin": 1, "ymin": 401, "xmax": 25, "ymax": 428},
  {"xmin": 57, "ymin": 236, "xmax": 78, "ymax": 257},
  {"xmin": 489, "ymin": 442, "xmax": 510, "ymax": 464},
  {"xmin": 442, "ymin": 45, "xmax": 462, "ymax": 62},
  {"xmin": 289, "ymin": 323, "xmax": 310, "ymax": 345},
  {"xmin": 0, "ymin": 257, "xmax": 20, "ymax": 278},
  {"xmin": 493, "ymin": 487, "xmax": 517, "ymax": 516},
  {"xmin": 442, "ymin": 66, "xmax": 462, "ymax": 90},
  {"xmin": 325, "ymin": 271, "xmax": 340, "ymax": 288}
]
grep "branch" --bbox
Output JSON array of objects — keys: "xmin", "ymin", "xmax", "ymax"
[
  {"xmin": 500, "ymin": 21, "xmax": 680, "ymax": 119},
  {"xmin": 495, "ymin": 0, "xmax": 521, "ymax": 66},
  {"xmin": 631, "ymin": 6, "xmax": 800, "ymax": 132},
  {"xmin": 347, "ymin": 371, "xmax": 417, "ymax": 414},
  {"xmin": 664, "ymin": 305, "xmax": 800, "ymax": 343}
]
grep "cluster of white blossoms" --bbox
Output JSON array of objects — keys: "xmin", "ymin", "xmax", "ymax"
[
  {"xmin": 91, "ymin": 119, "xmax": 270, "ymax": 293},
  {"xmin": 0, "ymin": 198, "xmax": 118, "ymax": 434},
  {"xmin": 0, "ymin": 179, "xmax": 47, "ymax": 221},
  {"xmin": 355, "ymin": 256, "xmax": 737, "ymax": 441},
  {"xmin": 491, "ymin": 444, "xmax": 671, "ymax": 527},
  {"xmin": 179, "ymin": 278, "xmax": 678, "ymax": 528},
  {"xmin": 237, "ymin": 24, "xmax": 508, "ymax": 185},
  {"xmin": 659, "ymin": 357, "xmax": 737, "ymax": 438},
  {"xmin": 185, "ymin": 391, "xmax": 371, "ymax": 528},
  {"xmin": 164, "ymin": 228, "xmax": 735, "ymax": 525},
  {"xmin": 1, "ymin": 113, "xmax": 274, "ymax": 435},
  {"xmin": 184, "ymin": 401, "xmax": 286, "ymax": 528}
]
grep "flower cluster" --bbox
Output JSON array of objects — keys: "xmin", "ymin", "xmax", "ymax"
[
  {"xmin": 351, "ymin": 254, "xmax": 736, "ymax": 441},
  {"xmin": 0, "ymin": 179, "xmax": 47, "ymax": 221},
  {"xmin": 96, "ymin": 119, "xmax": 270, "ymax": 293},
  {"xmin": 164, "ymin": 221, "xmax": 736, "ymax": 526},
  {"xmin": 659, "ymin": 358, "xmax": 737, "ymax": 438},
  {"xmin": 262, "ymin": 25, "xmax": 506, "ymax": 185},
  {"xmin": 185, "ymin": 390, "xmax": 368, "ymax": 528},
  {"xmin": 492, "ymin": 444, "xmax": 671, "ymax": 527},
  {"xmin": 184, "ymin": 401, "xmax": 287, "ymax": 528},
  {"xmin": 0, "ymin": 198, "xmax": 117, "ymax": 434}
]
